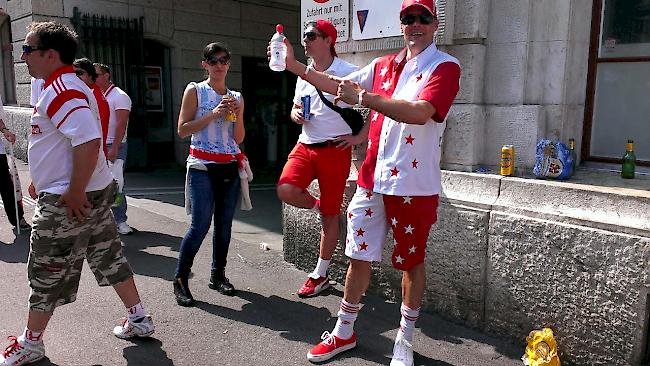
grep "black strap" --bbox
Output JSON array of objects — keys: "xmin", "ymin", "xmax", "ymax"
[{"xmin": 315, "ymin": 88, "xmax": 345, "ymax": 115}]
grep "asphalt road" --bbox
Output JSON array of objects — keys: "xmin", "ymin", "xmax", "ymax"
[{"xmin": 0, "ymin": 166, "xmax": 523, "ymax": 366}]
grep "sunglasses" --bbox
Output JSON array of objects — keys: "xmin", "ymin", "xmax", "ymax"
[
  {"xmin": 303, "ymin": 31, "xmax": 324, "ymax": 41},
  {"xmin": 205, "ymin": 56, "xmax": 230, "ymax": 66},
  {"xmin": 75, "ymin": 70, "xmax": 87, "ymax": 76},
  {"xmin": 400, "ymin": 13, "xmax": 435, "ymax": 25},
  {"xmin": 22, "ymin": 44, "xmax": 46, "ymax": 54}
]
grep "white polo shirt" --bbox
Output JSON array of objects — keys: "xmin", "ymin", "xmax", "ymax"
[
  {"xmin": 29, "ymin": 66, "xmax": 112, "ymax": 195},
  {"xmin": 347, "ymin": 43, "xmax": 461, "ymax": 196},
  {"xmin": 293, "ymin": 57, "xmax": 359, "ymax": 144},
  {"xmin": 103, "ymin": 84, "xmax": 132, "ymax": 144}
]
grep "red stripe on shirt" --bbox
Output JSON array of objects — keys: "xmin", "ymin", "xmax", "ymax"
[
  {"xmin": 47, "ymin": 89, "xmax": 89, "ymax": 119},
  {"xmin": 55, "ymin": 105, "xmax": 91, "ymax": 129},
  {"xmin": 103, "ymin": 84, "xmax": 115, "ymax": 98}
]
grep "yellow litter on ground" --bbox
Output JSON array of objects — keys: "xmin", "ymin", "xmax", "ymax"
[{"xmin": 522, "ymin": 327, "xmax": 561, "ymax": 366}]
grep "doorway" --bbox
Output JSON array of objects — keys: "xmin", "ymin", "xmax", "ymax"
[{"xmin": 241, "ymin": 57, "xmax": 299, "ymax": 184}]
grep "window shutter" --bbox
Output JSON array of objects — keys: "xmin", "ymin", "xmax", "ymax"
[{"xmin": 435, "ymin": 0, "xmax": 455, "ymax": 45}]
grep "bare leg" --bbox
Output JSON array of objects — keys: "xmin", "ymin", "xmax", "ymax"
[
  {"xmin": 277, "ymin": 183, "xmax": 317, "ymax": 209},
  {"xmin": 342, "ymin": 259, "xmax": 373, "ymax": 304},
  {"xmin": 319, "ymin": 214, "xmax": 339, "ymax": 260},
  {"xmin": 112, "ymin": 277, "xmax": 141, "ymax": 308},
  {"xmin": 401, "ymin": 262, "xmax": 426, "ymax": 309},
  {"xmin": 26, "ymin": 311, "xmax": 52, "ymax": 333}
]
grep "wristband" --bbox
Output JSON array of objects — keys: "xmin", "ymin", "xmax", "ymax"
[
  {"xmin": 0, "ymin": 127, "xmax": 8, "ymax": 133},
  {"xmin": 300, "ymin": 65, "xmax": 311, "ymax": 80},
  {"xmin": 358, "ymin": 90, "xmax": 367, "ymax": 106}
]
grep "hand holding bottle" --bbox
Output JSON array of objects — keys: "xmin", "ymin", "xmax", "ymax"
[{"xmin": 212, "ymin": 97, "xmax": 232, "ymax": 120}]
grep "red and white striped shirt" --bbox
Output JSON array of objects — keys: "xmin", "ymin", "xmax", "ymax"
[{"xmin": 28, "ymin": 65, "xmax": 112, "ymax": 194}]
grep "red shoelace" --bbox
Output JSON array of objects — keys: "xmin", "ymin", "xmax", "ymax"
[{"xmin": 2, "ymin": 336, "xmax": 21, "ymax": 357}]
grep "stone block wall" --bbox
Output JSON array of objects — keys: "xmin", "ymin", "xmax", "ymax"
[{"xmin": 283, "ymin": 171, "xmax": 650, "ymax": 365}]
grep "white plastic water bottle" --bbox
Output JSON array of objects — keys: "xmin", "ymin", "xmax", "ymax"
[{"xmin": 269, "ymin": 24, "xmax": 287, "ymax": 72}]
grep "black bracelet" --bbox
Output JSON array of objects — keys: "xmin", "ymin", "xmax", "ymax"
[{"xmin": 0, "ymin": 127, "xmax": 8, "ymax": 133}]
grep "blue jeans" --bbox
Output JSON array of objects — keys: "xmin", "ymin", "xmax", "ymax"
[
  {"xmin": 107, "ymin": 142, "xmax": 128, "ymax": 224},
  {"xmin": 175, "ymin": 164, "xmax": 240, "ymax": 279}
]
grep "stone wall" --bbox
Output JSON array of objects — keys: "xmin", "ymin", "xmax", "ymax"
[{"xmin": 283, "ymin": 171, "xmax": 650, "ymax": 366}]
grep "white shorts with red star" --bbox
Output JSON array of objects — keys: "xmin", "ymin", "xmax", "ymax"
[{"xmin": 344, "ymin": 186, "xmax": 439, "ymax": 270}]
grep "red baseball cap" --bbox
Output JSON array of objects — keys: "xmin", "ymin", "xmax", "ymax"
[
  {"xmin": 400, "ymin": 0, "xmax": 437, "ymax": 17},
  {"xmin": 314, "ymin": 19, "xmax": 338, "ymax": 56}
]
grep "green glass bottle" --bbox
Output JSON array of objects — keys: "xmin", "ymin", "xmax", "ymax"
[
  {"xmin": 568, "ymin": 138, "xmax": 577, "ymax": 176},
  {"xmin": 621, "ymin": 139, "xmax": 636, "ymax": 179}
]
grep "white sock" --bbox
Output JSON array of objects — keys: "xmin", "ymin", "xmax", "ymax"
[
  {"xmin": 397, "ymin": 303, "xmax": 419, "ymax": 342},
  {"xmin": 127, "ymin": 302, "xmax": 146, "ymax": 322},
  {"xmin": 313, "ymin": 258, "xmax": 330, "ymax": 278},
  {"xmin": 22, "ymin": 328, "xmax": 43, "ymax": 345},
  {"xmin": 332, "ymin": 299, "xmax": 360, "ymax": 340}
]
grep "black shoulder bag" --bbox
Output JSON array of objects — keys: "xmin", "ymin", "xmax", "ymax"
[{"xmin": 315, "ymin": 89, "xmax": 365, "ymax": 136}]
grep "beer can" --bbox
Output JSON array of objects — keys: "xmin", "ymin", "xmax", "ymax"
[
  {"xmin": 301, "ymin": 95, "xmax": 311, "ymax": 121},
  {"xmin": 500, "ymin": 145, "xmax": 514, "ymax": 176},
  {"xmin": 224, "ymin": 95, "xmax": 237, "ymax": 122}
]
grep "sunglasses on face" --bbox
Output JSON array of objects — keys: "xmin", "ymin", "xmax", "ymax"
[
  {"xmin": 74, "ymin": 70, "xmax": 87, "ymax": 76},
  {"xmin": 303, "ymin": 31, "xmax": 323, "ymax": 41},
  {"xmin": 22, "ymin": 44, "xmax": 45, "ymax": 54},
  {"xmin": 400, "ymin": 13, "xmax": 435, "ymax": 25},
  {"xmin": 205, "ymin": 56, "xmax": 230, "ymax": 66}
]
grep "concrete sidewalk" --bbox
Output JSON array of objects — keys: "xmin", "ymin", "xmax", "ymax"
[{"xmin": 0, "ymin": 160, "xmax": 523, "ymax": 366}]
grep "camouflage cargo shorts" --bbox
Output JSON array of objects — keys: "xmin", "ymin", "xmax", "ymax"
[{"xmin": 28, "ymin": 182, "xmax": 133, "ymax": 313}]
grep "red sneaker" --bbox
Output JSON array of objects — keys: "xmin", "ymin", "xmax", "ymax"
[
  {"xmin": 307, "ymin": 331, "xmax": 356, "ymax": 363},
  {"xmin": 297, "ymin": 275, "xmax": 330, "ymax": 298}
]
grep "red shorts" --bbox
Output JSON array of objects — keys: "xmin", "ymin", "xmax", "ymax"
[
  {"xmin": 345, "ymin": 187, "xmax": 438, "ymax": 270},
  {"xmin": 278, "ymin": 142, "xmax": 351, "ymax": 215}
]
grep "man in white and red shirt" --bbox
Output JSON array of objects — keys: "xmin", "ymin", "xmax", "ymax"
[
  {"xmin": 94, "ymin": 62, "xmax": 133, "ymax": 235},
  {"xmin": 281, "ymin": 0, "xmax": 461, "ymax": 364},
  {"xmin": 0, "ymin": 21, "xmax": 154, "ymax": 366}
]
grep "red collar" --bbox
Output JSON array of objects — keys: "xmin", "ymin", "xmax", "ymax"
[
  {"xmin": 103, "ymin": 84, "xmax": 115, "ymax": 97},
  {"xmin": 44, "ymin": 65, "xmax": 75, "ymax": 88}
]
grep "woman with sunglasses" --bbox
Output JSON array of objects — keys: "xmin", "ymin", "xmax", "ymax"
[{"xmin": 174, "ymin": 42, "xmax": 245, "ymax": 307}]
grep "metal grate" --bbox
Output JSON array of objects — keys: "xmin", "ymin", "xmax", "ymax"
[{"xmin": 70, "ymin": 7, "xmax": 145, "ymax": 113}]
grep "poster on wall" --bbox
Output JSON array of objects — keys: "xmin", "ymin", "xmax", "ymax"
[
  {"xmin": 144, "ymin": 66, "xmax": 163, "ymax": 112},
  {"xmin": 352, "ymin": 0, "xmax": 402, "ymax": 40},
  {"xmin": 301, "ymin": 0, "xmax": 349, "ymax": 42}
]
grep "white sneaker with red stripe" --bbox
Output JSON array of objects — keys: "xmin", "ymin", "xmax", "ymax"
[
  {"xmin": 297, "ymin": 274, "xmax": 330, "ymax": 298},
  {"xmin": 307, "ymin": 331, "xmax": 356, "ymax": 363},
  {"xmin": 390, "ymin": 333, "xmax": 414, "ymax": 366},
  {"xmin": 113, "ymin": 315, "xmax": 155, "ymax": 339},
  {"xmin": 0, "ymin": 336, "xmax": 45, "ymax": 366}
]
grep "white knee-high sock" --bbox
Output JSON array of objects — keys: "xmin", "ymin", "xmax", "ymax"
[
  {"xmin": 332, "ymin": 299, "xmax": 360, "ymax": 340},
  {"xmin": 397, "ymin": 303, "xmax": 420, "ymax": 342}
]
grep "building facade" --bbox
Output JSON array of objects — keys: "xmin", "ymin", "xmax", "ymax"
[{"xmin": 0, "ymin": 0, "xmax": 303, "ymax": 173}]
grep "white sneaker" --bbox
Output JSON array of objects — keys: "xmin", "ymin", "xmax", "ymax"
[
  {"xmin": 113, "ymin": 316, "xmax": 155, "ymax": 339},
  {"xmin": 0, "ymin": 336, "xmax": 45, "ymax": 366},
  {"xmin": 117, "ymin": 222, "xmax": 133, "ymax": 235},
  {"xmin": 390, "ymin": 334, "xmax": 414, "ymax": 366}
]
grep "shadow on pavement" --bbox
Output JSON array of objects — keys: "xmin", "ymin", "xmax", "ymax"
[
  {"xmin": 123, "ymin": 337, "xmax": 175, "ymax": 366},
  {"xmin": 36, "ymin": 357, "xmax": 61, "ymax": 366},
  {"xmin": 0, "ymin": 233, "xmax": 30, "ymax": 263},
  {"xmin": 121, "ymin": 230, "xmax": 182, "ymax": 281},
  {"xmin": 195, "ymin": 290, "xmax": 451, "ymax": 365}
]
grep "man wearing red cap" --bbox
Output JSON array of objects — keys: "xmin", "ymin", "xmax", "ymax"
[
  {"xmin": 277, "ymin": 19, "xmax": 358, "ymax": 298},
  {"xmin": 275, "ymin": 0, "xmax": 461, "ymax": 364}
]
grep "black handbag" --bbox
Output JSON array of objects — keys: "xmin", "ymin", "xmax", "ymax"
[{"xmin": 315, "ymin": 88, "xmax": 365, "ymax": 136}]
